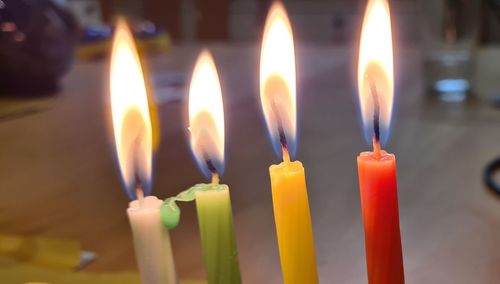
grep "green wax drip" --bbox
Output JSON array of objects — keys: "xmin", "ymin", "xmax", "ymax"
[{"xmin": 160, "ymin": 184, "xmax": 223, "ymax": 229}]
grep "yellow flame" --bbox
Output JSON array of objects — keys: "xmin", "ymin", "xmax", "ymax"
[
  {"xmin": 259, "ymin": 1, "xmax": 296, "ymax": 153},
  {"xmin": 357, "ymin": 0, "xmax": 394, "ymax": 138},
  {"xmin": 188, "ymin": 50, "xmax": 225, "ymax": 175},
  {"xmin": 110, "ymin": 19, "xmax": 152, "ymax": 191}
]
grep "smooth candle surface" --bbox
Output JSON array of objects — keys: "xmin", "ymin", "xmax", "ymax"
[
  {"xmin": 195, "ymin": 184, "xmax": 241, "ymax": 284},
  {"xmin": 269, "ymin": 160, "xmax": 318, "ymax": 284},
  {"xmin": 357, "ymin": 150, "xmax": 404, "ymax": 284},
  {"xmin": 127, "ymin": 196, "xmax": 176, "ymax": 284}
]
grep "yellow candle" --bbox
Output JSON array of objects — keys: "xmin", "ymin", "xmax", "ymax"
[
  {"xmin": 270, "ymin": 152, "xmax": 318, "ymax": 284},
  {"xmin": 259, "ymin": 2, "xmax": 318, "ymax": 283}
]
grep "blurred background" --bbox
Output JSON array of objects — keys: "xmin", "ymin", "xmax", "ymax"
[
  {"xmin": 0, "ymin": 0, "xmax": 499, "ymax": 283},
  {"xmin": 3, "ymin": 0, "xmax": 500, "ymax": 101}
]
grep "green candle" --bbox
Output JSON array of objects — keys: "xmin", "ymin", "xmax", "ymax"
[
  {"xmin": 161, "ymin": 49, "xmax": 242, "ymax": 284},
  {"xmin": 160, "ymin": 182, "xmax": 241, "ymax": 284},
  {"xmin": 195, "ymin": 183, "xmax": 241, "ymax": 284}
]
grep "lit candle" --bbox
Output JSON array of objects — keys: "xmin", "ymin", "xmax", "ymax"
[
  {"xmin": 258, "ymin": 2, "xmax": 318, "ymax": 284},
  {"xmin": 356, "ymin": 1, "xmax": 404, "ymax": 283},
  {"xmin": 109, "ymin": 19, "xmax": 176, "ymax": 284},
  {"xmin": 161, "ymin": 50, "xmax": 241, "ymax": 284}
]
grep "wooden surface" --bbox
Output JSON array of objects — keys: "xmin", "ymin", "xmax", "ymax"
[{"xmin": 1, "ymin": 44, "xmax": 499, "ymax": 283}]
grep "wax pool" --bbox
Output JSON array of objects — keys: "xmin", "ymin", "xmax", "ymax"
[
  {"xmin": 357, "ymin": 150, "xmax": 404, "ymax": 284},
  {"xmin": 269, "ymin": 159, "xmax": 318, "ymax": 284},
  {"xmin": 127, "ymin": 196, "xmax": 177, "ymax": 284}
]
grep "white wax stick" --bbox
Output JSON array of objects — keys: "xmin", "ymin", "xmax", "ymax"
[{"xmin": 127, "ymin": 195, "xmax": 177, "ymax": 284}]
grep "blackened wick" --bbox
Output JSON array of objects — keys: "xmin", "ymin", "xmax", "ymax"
[{"xmin": 369, "ymin": 81, "xmax": 381, "ymax": 142}]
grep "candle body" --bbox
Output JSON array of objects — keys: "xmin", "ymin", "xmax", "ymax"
[
  {"xmin": 195, "ymin": 184, "xmax": 241, "ymax": 284},
  {"xmin": 127, "ymin": 196, "xmax": 177, "ymax": 284},
  {"xmin": 357, "ymin": 150, "xmax": 404, "ymax": 284},
  {"xmin": 269, "ymin": 160, "xmax": 318, "ymax": 284}
]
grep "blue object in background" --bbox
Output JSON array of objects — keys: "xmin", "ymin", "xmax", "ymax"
[{"xmin": 80, "ymin": 25, "xmax": 112, "ymax": 44}]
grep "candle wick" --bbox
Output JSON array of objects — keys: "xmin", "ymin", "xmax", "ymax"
[
  {"xmin": 282, "ymin": 145, "xmax": 291, "ymax": 163},
  {"xmin": 205, "ymin": 158, "xmax": 218, "ymax": 175},
  {"xmin": 271, "ymin": 97, "xmax": 288, "ymax": 149},
  {"xmin": 211, "ymin": 172, "xmax": 220, "ymax": 185},
  {"xmin": 136, "ymin": 187, "xmax": 145, "ymax": 207},
  {"xmin": 367, "ymin": 76, "xmax": 382, "ymax": 158},
  {"xmin": 372, "ymin": 137, "xmax": 381, "ymax": 159},
  {"xmin": 368, "ymin": 79, "xmax": 380, "ymax": 144},
  {"xmin": 205, "ymin": 157, "xmax": 220, "ymax": 185},
  {"xmin": 134, "ymin": 173, "xmax": 145, "ymax": 206},
  {"xmin": 279, "ymin": 129, "xmax": 287, "ymax": 149}
]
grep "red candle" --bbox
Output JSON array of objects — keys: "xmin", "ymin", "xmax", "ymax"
[
  {"xmin": 356, "ymin": 1, "xmax": 404, "ymax": 283},
  {"xmin": 358, "ymin": 142, "xmax": 404, "ymax": 284}
]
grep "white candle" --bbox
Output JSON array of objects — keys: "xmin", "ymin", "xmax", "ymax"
[
  {"xmin": 109, "ymin": 18, "xmax": 177, "ymax": 283},
  {"xmin": 127, "ymin": 195, "xmax": 177, "ymax": 284}
]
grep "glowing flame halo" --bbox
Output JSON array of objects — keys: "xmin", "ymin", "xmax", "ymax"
[
  {"xmin": 357, "ymin": 0, "xmax": 394, "ymax": 145},
  {"xmin": 259, "ymin": 1, "xmax": 297, "ymax": 159},
  {"xmin": 109, "ymin": 19, "xmax": 153, "ymax": 199},
  {"xmin": 188, "ymin": 50, "xmax": 225, "ymax": 179}
]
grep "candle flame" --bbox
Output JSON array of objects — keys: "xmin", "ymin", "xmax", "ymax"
[
  {"xmin": 259, "ymin": 1, "xmax": 297, "ymax": 159},
  {"xmin": 110, "ymin": 19, "xmax": 153, "ymax": 199},
  {"xmin": 188, "ymin": 50, "xmax": 225, "ymax": 179},
  {"xmin": 357, "ymin": 0, "xmax": 394, "ymax": 145}
]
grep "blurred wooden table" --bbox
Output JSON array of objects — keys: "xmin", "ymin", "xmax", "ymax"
[{"xmin": 0, "ymin": 44, "xmax": 499, "ymax": 283}]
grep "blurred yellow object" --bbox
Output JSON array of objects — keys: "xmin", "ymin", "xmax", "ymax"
[
  {"xmin": 138, "ymin": 35, "xmax": 172, "ymax": 56},
  {"xmin": 76, "ymin": 40, "xmax": 109, "ymax": 61},
  {"xmin": 141, "ymin": 51, "xmax": 161, "ymax": 152},
  {"xmin": 1, "ymin": 264, "xmax": 140, "ymax": 284},
  {"xmin": 149, "ymin": 89, "xmax": 160, "ymax": 151},
  {"xmin": 0, "ymin": 234, "xmax": 80, "ymax": 270},
  {"xmin": 77, "ymin": 32, "xmax": 171, "ymax": 61},
  {"xmin": 1, "ymin": 265, "xmax": 204, "ymax": 284},
  {"xmin": 0, "ymin": 234, "xmax": 205, "ymax": 284}
]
